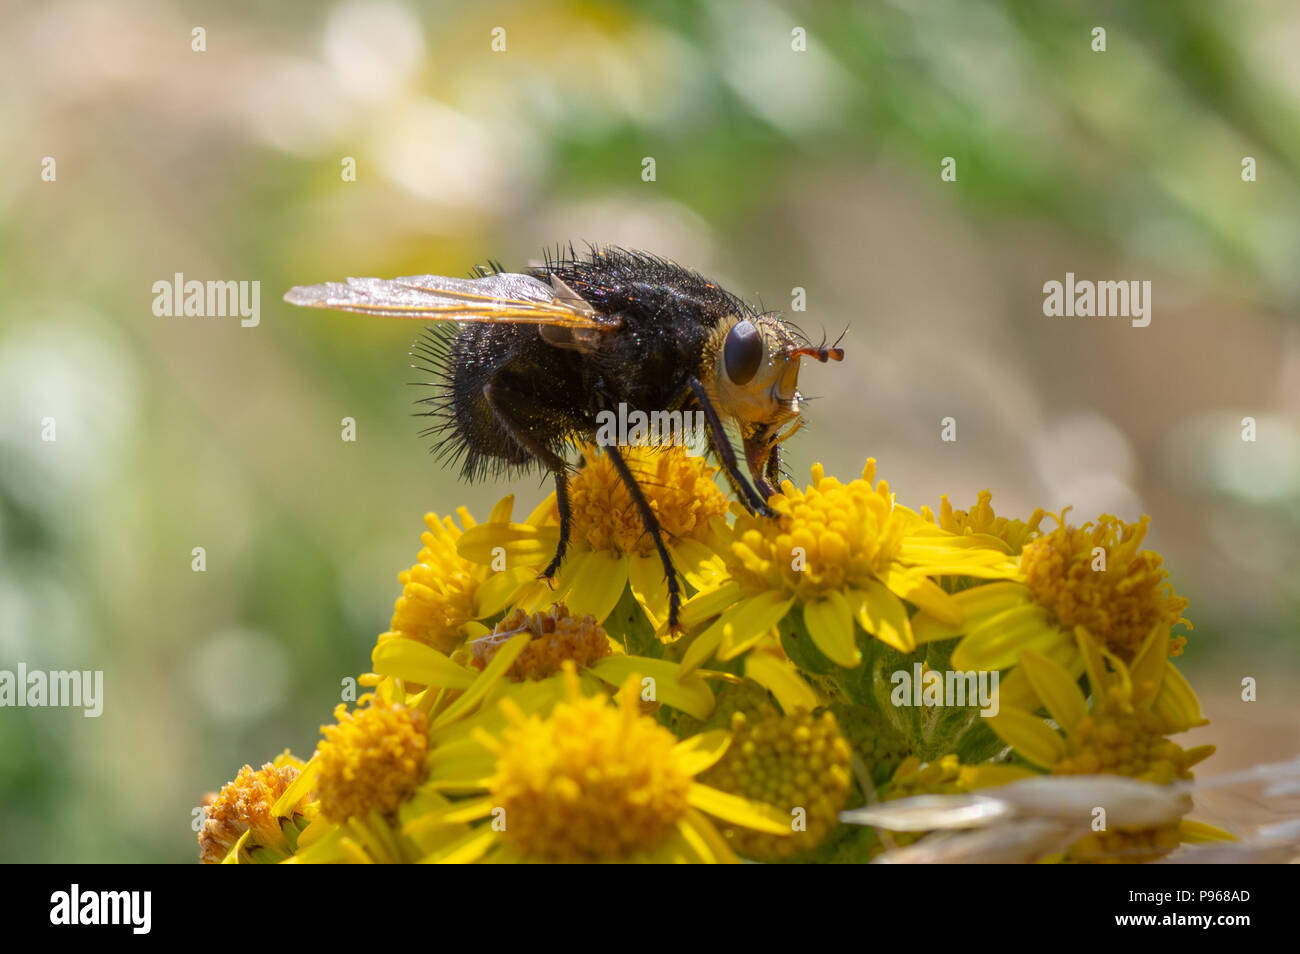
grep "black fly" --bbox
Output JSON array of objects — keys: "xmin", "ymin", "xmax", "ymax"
[{"xmin": 284, "ymin": 245, "xmax": 843, "ymax": 629}]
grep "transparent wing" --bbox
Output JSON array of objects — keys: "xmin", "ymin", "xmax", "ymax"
[{"xmin": 283, "ymin": 271, "xmax": 614, "ymax": 330}]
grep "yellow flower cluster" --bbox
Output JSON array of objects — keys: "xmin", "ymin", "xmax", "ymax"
[
  {"xmin": 200, "ymin": 445, "xmax": 1225, "ymax": 864},
  {"xmin": 468, "ymin": 604, "xmax": 612, "ymax": 681},
  {"xmin": 700, "ymin": 708, "xmax": 853, "ymax": 861},
  {"xmin": 483, "ymin": 670, "xmax": 696, "ymax": 862}
]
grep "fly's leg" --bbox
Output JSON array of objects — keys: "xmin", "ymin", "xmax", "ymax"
[
  {"xmin": 542, "ymin": 471, "xmax": 571, "ymax": 580},
  {"xmin": 603, "ymin": 443, "xmax": 683, "ymax": 630},
  {"xmin": 482, "ymin": 382, "xmax": 572, "ymax": 583},
  {"xmin": 765, "ymin": 442, "xmax": 783, "ymax": 493},
  {"xmin": 684, "ymin": 376, "xmax": 775, "ymax": 518}
]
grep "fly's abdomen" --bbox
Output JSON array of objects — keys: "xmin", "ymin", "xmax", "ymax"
[{"xmin": 415, "ymin": 323, "xmax": 585, "ymax": 481}]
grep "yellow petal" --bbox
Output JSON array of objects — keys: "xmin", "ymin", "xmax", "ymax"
[
  {"xmin": 399, "ymin": 791, "xmax": 466, "ymax": 855},
  {"xmin": 1152, "ymin": 662, "xmax": 1208, "ymax": 731},
  {"xmin": 1179, "ymin": 818, "xmax": 1236, "ymax": 843},
  {"xmin": 421, "ymin": 826, "xmax": 497, "ymax": 864},
  {"xmin": 960, "ymin": 763, "xmax": 1037, "ymax": 789},
  {"xmin": 474, "ymin": 567, "xmax": 534, "ymax": 618},
  {"xmin": 589, "ymin": 655, "xmax": 715, "ymax": 721},
  {"xmin": 512, "ymin": 577, "xmax": 557, "ymax": 613},
  {"xmin": 371, "ymin": 638, "xmax": 477, "ymax": 690},
  {"xmin": 485, "ymin": 494, "xmax": 515, "ymax": 525},
  {"xmin": 954, "ymin": 581, "xmax": 1036, "ymax": 618},
  {"xmin": 524, "ymin": 492, "xmax": 556, "ymax": 526},
  {"xmin": 883, "ymin": 568, "xmax": 962, "ymax": 625},
  {"xmin": 1019, "ymin": 648, "xmax": 1088, "ymax": 736},
  {"xmin": 433, "ymin": 632, "xmax": 531, "ymax": 728},
  {"xmin": 987, "ymin": 708, "xmax": 1066, "ymax": 769},
  {"xmin": 680, "ymin": 592, "xmax": 795, "ymax": 674},
  {"xmin": 671, "ymin": 538, "xmax": 728, "ymax": 591},
  {"xmin": 404, "ymin": 795, "xmax": 496, "ymax": 834},
  {"xmin": 718, "ymin": 617, "xmax": 774, "ymax": 661},
  {"xmin": 671, "ymin": 730, "xmax": 732, "ymax": 776},
  {"xmin": 951, "ymin": 605, "xmax": 1059, "ymax": 671},
  {"xmin": 896, "ymin": 540, "xmax": 1020, "ymax": 578},
  {"xmin": 292, "ymin": 815, "xmax": 331, "ymax": 851},
  {"xmin": 548, "ymin": 546, "xmax": 591, "ymax": 603},
  {"xmin": 627, "ymin": 551, "xmax": 670, "ymax": 630},
  {"xmin": 1129, "ymin": 624, "xmax": 1171, "ymax": 707},
  {"xmin": 687, "ymin": 783, "xmax": 793, "ymax": 834},
  {"xmin": 910, "ymin": 613, "xmax": 961, "ymax": 644},
  {"xmin": 913, "ymin": 582, "xmax": 1030, "ymax": 643},
  {"xmin": 370, "ymin": 669, "xmax": 408, "ymax": 704},
  {"xmin": 222, "ymin": 829, "xmax": 252, "ymax": 863},
  {"xmin": 673, "ymin": 817, "xmax": 717, "ymax": 863},
  {"xmin": 745, "ymin": 652, "xmax": 821, "ymax": 713},
  {"xmin": 854, "ymin": 580, "xmax": 915, "ymax": 652},
  {"xmin": 272, "ymin": 759, "xmax": 320, "ymax": 818},
  {"xmin": 1075, "ymin": 626, "xmax": 1109, "ymax": 696},
  {"xmin": 678, "ymin": 808, "xmax": 739, "ymax": 863},
  {"xmin": 561, "ymin": 549, "xmax": 628, "ymax": 623},
  {"xmin": 457, "ymin": 522, "xmax": 560, "ymax": 566},
  {"xmin": 431, "ymin": 676, "xmax": 565, "ymax": 747},
  {"xmin": 424, "ymin": 736, "xmax": 496, "ymax": 790},
  {"xmin": 676, "ymin": 580, "xmax": 744, "ymax": 629},
  {"xmin": 804, "ymin": 591, "xmax": 862, "ymax": 667},
  {"xmin": 996, "ymin": 644, "xmax": 1082, "ymax": 711}
]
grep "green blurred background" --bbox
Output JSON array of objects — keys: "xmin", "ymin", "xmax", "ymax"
[{"xmin": 1, "ymin": 0, "xmax": 1298, "ymax": 862}]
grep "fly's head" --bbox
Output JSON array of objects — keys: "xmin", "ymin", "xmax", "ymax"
[{"xmin": 703, "ymin": 313, "xmax": 844, "ymax": 504}]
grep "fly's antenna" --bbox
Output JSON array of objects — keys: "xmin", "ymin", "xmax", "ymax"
[
  {"xmin": 790, "ymin": 344, "xmax": 845, "ymax": 363},
  {"xmin": 789, "ymin": 325, "xmax": 847, "ymax": 362}
]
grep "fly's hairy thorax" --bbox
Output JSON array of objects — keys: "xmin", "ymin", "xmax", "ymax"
[
  {"xmin": 530, "ymin": 249, "xmax": 746, "ymax": 412},
  {"xmin": 415, "ymin": 248, "xmax": 768, "ymax": 481}
]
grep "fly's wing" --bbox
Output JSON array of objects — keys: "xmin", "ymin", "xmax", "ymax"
[{"xmin": 283, "ymin": 271, "xmax": 616, "ymax": 332}]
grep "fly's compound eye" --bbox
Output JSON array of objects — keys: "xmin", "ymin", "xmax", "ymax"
[{"xmin": 723, "ymin": 319, "xmax": 763, "ymax": 386}]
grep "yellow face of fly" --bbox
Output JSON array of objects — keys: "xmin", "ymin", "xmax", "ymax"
[
  {"xmin": 707, "ymin": 314, "xmax": 800, "ymax": 423},
  {"xmin": 703, "ymin": 314, "xmax": 843, "ymax": 494}
]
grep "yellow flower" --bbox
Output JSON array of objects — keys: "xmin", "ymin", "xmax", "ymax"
[
  {"xmin": 920, "ymin": 490, "xmax": 1046, "ymax": 555},
  {"xmin": 315, "ymin": 695, "xmax": 429, "ymax": 823},
  {"xmin": 915, "ymin": 511, "xmax": 1190, "ymax": 707},
  {"xmin": 408, "ymin": 665, "xmax": 794, "ymax": 863},
  {"xmin": 988, "ymin": 626, "xmax": 1222, "ymax": 862},
  {"xmin": 457, "ymin": 445, "xmax": 730, "ymax": 628},
  {"xmin": 887, "ymin": 753, "xmax": 1032, "ymax": 798},
  {"xmin": 205, "ymin": 453, "xmax": 1236, "ymax": 864},
  {"xmin": 198, "ymin": 752, "xmax": 312, "ymax": 864},
  {"xmin": 305, "ymin": 634, "xmax": 548, "ymax": 827},
  {"xmin": 678, "ymin": 460, "xmax": 1018, "ymax": 672},
  {"xmin": 826, "ymin": 700, "xmax": 913, "ymax": 782},
  {"xmin": 277, "ymin": 633, "xmax": 575, "ymax": 864},
  {"xmin": 1021, "ymin": 513, "xmax": 1190, "ymax": 658},
  {"xmin": 385, "ymin": 496, "xmax": 534, "ymax": 655},
  {"xmin": 468, "ymin": 603, "xmax": 612, "ymax": 681},
  {"xmin": 700, "ymin": 707, "xmax": 853, "ymax": 861},
  {"xmin": 375, "ymin": 600, "xmax": 718, "ymax": 721}
]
